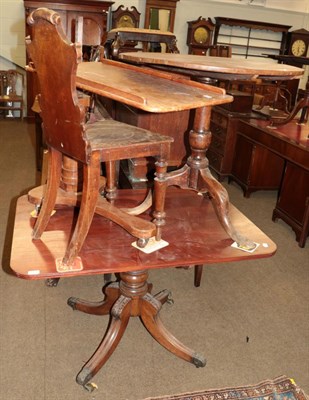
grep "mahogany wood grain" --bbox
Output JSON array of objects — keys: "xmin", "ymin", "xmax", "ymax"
[{"xmin": 11, "ymin": 188, "xmax": 276, "ymax": 279}]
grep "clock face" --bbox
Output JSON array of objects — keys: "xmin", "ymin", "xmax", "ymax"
[
  {"xmin": 291, "ymin": 39, "xmax": 306, "ymax": 56},
  {"xmin": 193, "ymin": 27, "xmax": 209, "ymax": 44},
  {"xmin": 117, "ymin": 15, "xmax": 134, "ymax": 28}
]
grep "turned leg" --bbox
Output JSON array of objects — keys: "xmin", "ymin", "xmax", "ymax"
[
  {"xmin": 153, "ymin": 156, "xmax": 169, "ymax": 241},
  {"xmin": 140, "ymin": 293, "xmax": 206, "ymax": 367},
  {"xmin": 104, "ymin": 160, "xmax": 117, "ymax": 203}
]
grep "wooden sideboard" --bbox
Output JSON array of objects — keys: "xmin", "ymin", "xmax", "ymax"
[
  {"xmin": 23, "ymin": 0, "xmax": 114, "ymax": 117},
  {"xmin": 232, "ymin": 119, "xmax": 309, "ymax": 247},
  {"xmin": 208, "ymin": 94, "xmax": 265, "ymax": 182},
  {"xmin": 230, "ymin": 130, "xmax": 285, "ymax": 196}
]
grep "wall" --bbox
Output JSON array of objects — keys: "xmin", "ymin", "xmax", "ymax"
[
  {"xmin": 1, "ymin": 0, "xmax": 308, "ymax": 69},
  {"xmin": 0, "ymin": 0, "xmax": 26, "ymax": 68}
]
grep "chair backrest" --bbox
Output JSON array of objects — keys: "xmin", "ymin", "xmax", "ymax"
[{"xmin": 26, "ymin": 8, "xmax": 87, "ymax": 163}]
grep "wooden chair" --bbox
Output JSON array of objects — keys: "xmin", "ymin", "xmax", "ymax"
[
  {"xmin": 26, "ymin": 8, "xmax": 173, "ymax": 269},
  {"xmin": 0, "ymin": 70, "xmax": 24, "ymax": 119}
]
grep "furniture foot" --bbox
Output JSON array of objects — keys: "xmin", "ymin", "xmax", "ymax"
[
  {"xmin": 76, "ymin": 294, "xmax": 131, "ymax": 387},
  {"xmin": 154, "ymin": 289, "xmax": 174, "ymax": 305},
  {"xmin": 68, "ymin": 282, "xmax": 120, "ymax": 315},
  {"xmin": 140, "ymin": 293, "xmax": 206, "ymax": 367},
  {"xmin": 45, "ymin": 277, "xmax": 60, "ymax": 287}
]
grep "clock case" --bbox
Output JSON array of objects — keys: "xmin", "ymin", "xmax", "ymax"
[
  {"xmin": 287, "ymin": 28, "xmax": 309, "ymax": 57},
  {"xmin": 111, "ymin": 5, "xmax": 141, "ymax": 29},
  {"xmin": 187, "ymin": 16, "xmax": 215, "ymax": 55}
]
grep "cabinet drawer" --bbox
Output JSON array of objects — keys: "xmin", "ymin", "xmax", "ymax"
[
  {"xmin": 207, "ymin": 149, "xmax": 224, "ymax": 171},
  {"xmin": 192, "ymin": 48, "xmax": 207, "ymax": 55},
  {"xmin": 210, "ymin": 135, "xmax": 226, "ymax": 155},
  {"xmin": 210, "ymin": 121, "xmax": 227, "ymax": 138},
  {"xmin": 211, "ymin": 111, "xmax": 228, "ymax": 129}
]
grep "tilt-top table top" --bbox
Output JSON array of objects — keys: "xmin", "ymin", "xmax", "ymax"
[
  {"xmin": 76, "ymin": 59, "xmax": 233, "ymax": 113},
  {"xmin": 119, "ymin": 52, "xmax": 304, "ymax": 81}
]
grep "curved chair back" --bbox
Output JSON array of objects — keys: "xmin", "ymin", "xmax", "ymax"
[{"xmin": 26, "ymin": 8, "xmax": 88, "ymax": 163}]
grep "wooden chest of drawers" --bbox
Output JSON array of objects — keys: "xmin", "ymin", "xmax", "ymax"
[{"xmin": 208, "ymin": 106, "xmax": 250, "ymax": 181}]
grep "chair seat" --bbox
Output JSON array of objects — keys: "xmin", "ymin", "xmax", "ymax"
[{"xmin": 86, "ymin": 119, "xmax": 173, "ymax": 155}]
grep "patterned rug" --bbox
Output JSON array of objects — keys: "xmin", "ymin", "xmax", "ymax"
[{"xmin": 142, "ymin": 376, "xmax": 308, "ymax": 400}]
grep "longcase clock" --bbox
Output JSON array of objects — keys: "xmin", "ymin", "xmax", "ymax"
[{"xmin": 187, "ymin": 16, "xmax": 215, "ymax": 55}]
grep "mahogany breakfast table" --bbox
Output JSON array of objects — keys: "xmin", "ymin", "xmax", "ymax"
[{"xmin": 11, "ymin": 188, "xmax": 276, "ymax": 389}]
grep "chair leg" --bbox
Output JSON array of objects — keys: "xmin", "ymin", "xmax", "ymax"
[
  {"xmin": 153, "ymin": 157, "xmax": 168, "ymax": 241},
  {"xmin": 32, "ymin": 147, "xmax": 62, "ymax": 239},
  {"xmin": 104, "ymin": 160, "xmax": 117, "ymax": 203},
  {"xmin": 62, "ymin": 152, "xmax": 101, "ymax": 265}
]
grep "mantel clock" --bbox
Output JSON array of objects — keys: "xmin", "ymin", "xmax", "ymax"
[{"xmin": 288, "ymin": 28, "xmax": 309, "ymax": 57}]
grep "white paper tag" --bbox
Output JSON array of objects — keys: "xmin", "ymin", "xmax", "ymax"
[{"xmin": 231, "ymin": 241, "xmax": 260, "ymax": 253}]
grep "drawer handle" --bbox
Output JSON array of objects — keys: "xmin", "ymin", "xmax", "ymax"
[
  {"xmin": 213, "ymin": 126, "xmax": 222, "ymax": 134},
  {"xmin": 213, "ymin": 140, "xmax": 221, "ymax": 148}
]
